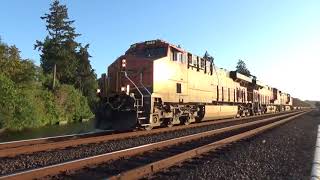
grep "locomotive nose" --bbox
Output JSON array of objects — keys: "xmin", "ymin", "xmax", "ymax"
[{"xmin": 95, "ymin": 95, "xmax": 138, "ymax": 131}]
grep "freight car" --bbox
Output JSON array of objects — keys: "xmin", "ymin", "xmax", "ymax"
[{"xmin": 95, "ymin": 40, "xmax": 293, "ymax": 131}]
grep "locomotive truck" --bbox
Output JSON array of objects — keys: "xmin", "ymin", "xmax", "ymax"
[{"xmin": 95, "ymin": 40, "xmax": 293, "ymax": 131}]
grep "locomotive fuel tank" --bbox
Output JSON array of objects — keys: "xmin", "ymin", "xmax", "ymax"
[{"xmin": 202, "ymin": 105, "xmax": 238, "ymax": 121}]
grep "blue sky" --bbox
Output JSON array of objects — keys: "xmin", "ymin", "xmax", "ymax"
[{"xmin": 0, "ymin": 0, "xmax": 319, "ymax": 100}]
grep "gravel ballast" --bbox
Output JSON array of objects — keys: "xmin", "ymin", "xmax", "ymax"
[
  {"xmin": 151, "ymin": 110, "xmax": 319, "ymax": 180},
  {"xmin": 0, "ymin": 114, "xmax": 277, "ymax": 175},
  {"xmin": 49, "ymin": 118, "xmax": 270, "ymax": 179}
]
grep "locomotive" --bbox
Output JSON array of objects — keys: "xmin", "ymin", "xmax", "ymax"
[{"xmin": 95, "ymin": 40, "xmax": 293, "ymax": 131}]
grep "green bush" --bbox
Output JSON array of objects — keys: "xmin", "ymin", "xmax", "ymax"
[
  {"xmin": 0, "ymin": 74, "xmax": 62, "ymax": 130},
  {"xmin": 0, "ymin": 74, "xmax": 93, "ymax": 130},
  {"xmin": 54, "ymin": 84, "xmax": 93, "ymax": 122},
  {"xmin": 10, "ymin": 90, "xmax": 40, "ymax": 130},
  {"xmin": 38, "ymin": 89, "xmax": 61, "ymax": 125},
  {"xmin": 21, "ymin": 85, "xmax": 61, "ymax": 126},
  {"xmin": 0, "ymin": 74, "xmax": 17, "ymax": 129},
  {"xmin": 0, "ymin": 40, "xmax": 95, "ymax": 131},
  {"xmin": 0, "ymin": 74, "xmax": 41, "ymax": 130}
]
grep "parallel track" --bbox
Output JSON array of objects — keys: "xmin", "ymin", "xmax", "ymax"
[
  {"xmin": 0, "ymin": 110, "xmax": 308, "ymax": 180},
  {"xmin": 0, "ymin": 130, "xmax": 113, "ymax": 150},
  {"xmin": 0, "ymin": 111, "xmax": 293, "ymax": 157},
  {"xmin": 110, "ymin": 111, "xmax": 309, "ymax": 180}
]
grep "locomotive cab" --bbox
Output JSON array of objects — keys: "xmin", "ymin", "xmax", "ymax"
[{"xmin": 95, "ymin": 40, "xmax": 168, "ymax": 130}]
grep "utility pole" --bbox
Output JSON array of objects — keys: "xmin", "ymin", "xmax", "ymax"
[{"xmin": 53, "ymin": 64, "xmax": 56, "ymax": 89}]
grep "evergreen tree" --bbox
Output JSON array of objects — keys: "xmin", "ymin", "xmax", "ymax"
[
  {"xmin": 75, "ymin": 44, "xmax": 98, "ymax": 108},
  {"xmin": 35, "ymin": 0, "xmax": 80, "ymax": 84},
  {"xmin": 236, "ymin": 59, "xmax": 251, "ymax": 76},
  {"xmin": 35, "ymin": 0, "xmax": 98, "ymax": 110}
]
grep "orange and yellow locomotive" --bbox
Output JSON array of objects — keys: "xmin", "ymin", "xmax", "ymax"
[{"xmin": 96, "ymin": 40, "xmax": 292, "ymax": 131}]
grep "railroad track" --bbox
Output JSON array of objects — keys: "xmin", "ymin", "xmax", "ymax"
[
  {"xmin": 0, "ymin": 130, "xmax": 114, "ymax": 151},
  {"xmin": 0, "ymin": 110, "xmax": 293, "ymax": 158},
  {"xmin": 0, "ymin": 110, "xmax": 308, "ymax": 180}
]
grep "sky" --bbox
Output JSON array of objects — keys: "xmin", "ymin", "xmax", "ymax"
[{"xmin": 0, "ymin": 0, "xmax": 319, "ymax": 100}]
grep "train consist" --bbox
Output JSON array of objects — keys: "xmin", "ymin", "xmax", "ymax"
[{"xmin": 96, "ymin": 40, "xmax": 293, "ymax": 131}]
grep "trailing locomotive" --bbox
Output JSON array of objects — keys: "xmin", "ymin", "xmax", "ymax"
[{"xmin": 95, "ymin": 40, "xmax": 293, "ymax": 131}]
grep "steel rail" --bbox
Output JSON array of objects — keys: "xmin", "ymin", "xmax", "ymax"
[
  {"xmin": 0, "ymin": 111, "xmax": 306, "ymax": 180},
  {"xmin": 0, "ymin": 111, "xmax": 292, "ymax": 150},
  {"xmin": 108, "ymin": 111, "xmax": 309, "ymax": 180},
  {"xmin": 0, "ymin": 111, "xmax": 296, "ymax": 158},
  {"xmin": 0, "ymin": 130, "xmax": 113, "ymax": 150}
]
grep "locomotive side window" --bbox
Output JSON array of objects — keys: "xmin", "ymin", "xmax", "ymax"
[
  {"xmin": 172, "ymin": 51, "xmax": 178, "ymax": 61},
  {"xmin": 176, "ymin": 83, "xmax": 181, "ymax": 93},
  {"xmin": 200, "ymin": 58, "xmax": 205, "ymax": 69},
  {"xmin": 180, "ymin": 53, "xmax": 185, "ymax": 63},
  {"xmin": 188, "ymin": 54, "xmax": 192, "ymax": 65},
  {"xmin": 172, "ymin": 50, "xmax": 184, "ymax": 63},
  {"xmin": 192, "ymin": 55, "xmax": 197, "ymax": 66}
]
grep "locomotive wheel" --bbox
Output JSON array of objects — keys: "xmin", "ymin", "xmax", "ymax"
[
  {"xmin": 167, "ymin": 118, "xmax": 174, "ymax": 128},
  {"xmin": 152, "ymin": 115, "xmax": 159, "ymax": 124},
  {"xmin": 184, "ymin": 117, "xmax": 191, "ymax": 125},
  {"xmin": 144, "ymin": 125, "xmax": 153, "ymax": 130},
  {"xmin": 145, "ymin": 115, "xmax": 158, "ymax": 130}
]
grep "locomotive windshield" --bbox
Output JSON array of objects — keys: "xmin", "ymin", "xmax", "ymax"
[{"xmin": 126, "ymin": 46, "xmax": 167, "ymax": 58}]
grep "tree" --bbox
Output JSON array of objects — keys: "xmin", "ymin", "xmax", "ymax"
[
  {"xmin": 236, "ymin": 59, "xmax": 251, "ymax": 76},
  {"xmin": 35, "ymin": 0, "xmax": 80, "ymax": 85},
  {"xmin": 0, "ymin": 41, "xmax": 37, "ymax": 85},
  {"xmin": 35, "ymin": 0, "xmax": 98, "ymax": 110},
  {"xmin": 75, "ymin": 45, "xmax": 98, "ymax": 109},
  {"xmin": 0, "ymin": 35, "xmax": 94, "ymax": 130},
  {"xmin": 35, "ymin": 0, "xmax": 97, "ymax": 109},
  {"xmin": 0, "ymin": 74, "xmax": 17, "ymax": 128}
]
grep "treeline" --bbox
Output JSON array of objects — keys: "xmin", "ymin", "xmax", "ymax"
[
  {"xmin": 0, "ymin": 0, "xmax": 97, "ymax": 131},
  {"xmin": 292, "ymin": 98, "xmax": 311, "ymax": 107}
]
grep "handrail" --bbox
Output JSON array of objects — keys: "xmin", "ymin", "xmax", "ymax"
[
  {"xmin": 140, "ymin": 73, "xmax": 151, "ymax": 96},
  {"xmin": 124, "ymin": 71, "xmax": 144, "ymax": 107}
]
